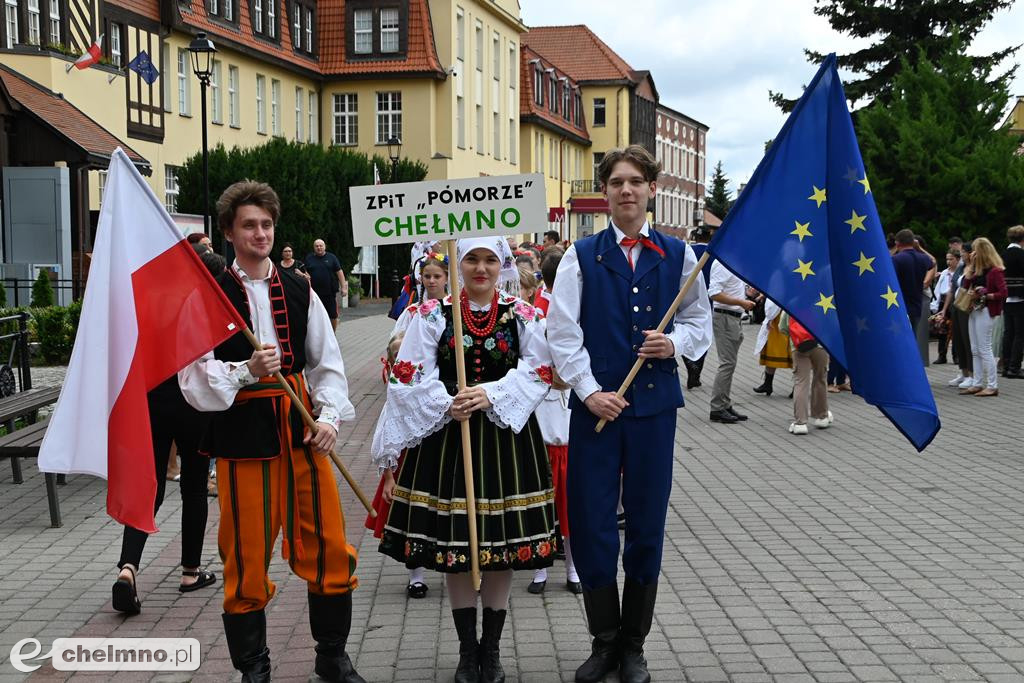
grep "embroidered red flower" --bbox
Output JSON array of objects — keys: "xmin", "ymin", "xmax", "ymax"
[
  {"xmin": 446, "ymin": 551, "xmax": 457, "ymax": 567},
  {"xmin": 404, "ymin": 541, "xmax": 412, "ymax": 558},
  {"xmin": 517, "ymin": 546, "xmax": 533, "ymax": 562},
  {"xmin": 537, "ymin": 541, "xmax": 551, "ymax": 557},
  {"xmin": 392, "ymin": 360, "xmax": 417, "ymax": 384},
  {"xmin": 535, "ymin": 365, "xmax": 553, "ymax": 385},
  {"xmin": 497, "ymin": 339, "xmax": 510, "ymax": 353},
  {"xmin": 448, "ymin": 336, "xmax": 456, "ymax": 349}
]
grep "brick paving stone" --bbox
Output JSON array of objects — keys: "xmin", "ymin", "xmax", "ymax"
[{"xmin": 2, "ymin": 323, "xmax": 1024, "ymax": 681}]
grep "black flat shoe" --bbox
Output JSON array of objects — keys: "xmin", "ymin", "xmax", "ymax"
[
  {"xmin": 566, "ymin": 581, "xmax": 583, "ymax": 594},
  {"xmin": 407, "ymin": 582, "xmax": 428, "ymax": 599},
  {"xmin": 726, "ymin": 407, "xmax": 748, "ymax": 421},
  {"xmin": 527, "ymin": 580, "xmax": 546, "ymax": 594},
  {"xmin": 709, "ymin": 409, "xmax": 739, "ymax": 424},
  {"xmin": 112, "ymin": 566, "xmax": 141, "ymax": 615},
  {"xmin": 179, "ymin": 569, "xmax": 216, "ymax": 593}
]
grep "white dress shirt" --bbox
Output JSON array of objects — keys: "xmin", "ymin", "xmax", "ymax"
[
  {"xmin": 1008, "ymin": 243, "xmax": 1022, "ymax": 304},
  {"xmin": 708, "ymin": 261, "xmax": 747, "ymax": 312},
  {"xmin": 179, "ymin": 261, "xmax": 355, "ymax": 430},
  {"xmin": 546, "ymin": 222, "xmax": 713, "ymax": 404}
]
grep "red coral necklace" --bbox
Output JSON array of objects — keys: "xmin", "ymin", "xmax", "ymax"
[{"xmin": 461, "ymin": 290, "xmax": 499, "ymax": 337}]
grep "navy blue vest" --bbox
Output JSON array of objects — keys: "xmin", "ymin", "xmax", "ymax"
[{"xmin": 571, "ymin": 228, "xmax": 685, "ymax": 418}]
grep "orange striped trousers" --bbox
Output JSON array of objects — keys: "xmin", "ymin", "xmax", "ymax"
[{"xmin": 216, "ymin": 377, "xmax": 358, "ymax": 614}]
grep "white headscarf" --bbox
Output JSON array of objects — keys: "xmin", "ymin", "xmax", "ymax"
[{"xmin": 456, "ymin": 236, "xmax": 518, "ymax": 288}]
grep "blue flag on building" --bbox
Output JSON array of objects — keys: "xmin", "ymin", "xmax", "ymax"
[
  {"xmin": 128, "ymin": 50, "xmax": 159, "ymax": 85},
  {"xmin": 707, "ymin": 54, "xmax": 940, "ymax": 451}
]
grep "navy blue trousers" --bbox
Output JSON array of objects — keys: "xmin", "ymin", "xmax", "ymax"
[{"xmin": 566, "ymin": 408, "xmax": 676, "ymax": 591}]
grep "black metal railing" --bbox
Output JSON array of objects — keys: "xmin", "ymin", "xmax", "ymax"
[
  {"xmin": 1, "ymin": 278, "xmax": 76, "ymax": 308},
  {"xmin": 0, "ymin": 312, "xmax": 33, "ymax": 395},
  {"xmin": 570, "ymin": 179, "xmax": 602, "ymax": 194}
]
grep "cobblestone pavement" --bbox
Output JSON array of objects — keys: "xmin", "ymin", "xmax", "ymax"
[{"xmin": 1, "ymin": 313, "xmax": 1023, "ymax": 682}]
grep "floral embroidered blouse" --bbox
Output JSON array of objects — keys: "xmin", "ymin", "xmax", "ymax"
[{"xmin": 370, "ymin": 292, "xmax": 554, "ymax": 472}]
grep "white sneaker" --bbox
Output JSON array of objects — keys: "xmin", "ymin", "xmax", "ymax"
[
  {"xmin": 810, "ymin": 411, "xmax": 834, "ymax": 429},
  {"xmin": 788, "ymin": 422, "xmax": 809, "ymax": 435},
  {"xmin": 947, "ymin": 374, "xmax": 965, "ymax": 386},
  {"xmin": 958, "ymin": 378, "xmax": 974, "ymax": 389}
]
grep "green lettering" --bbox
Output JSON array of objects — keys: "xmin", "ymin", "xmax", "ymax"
[
  {"xmin": 431, "ymin": 214, "xmax": 446, "ymax": 235},
  {"xmin": 414, "ymin": 213, "xmax": 429, "ymax": 235},
  {"xmin": 475, "ymin": 209, "xmax": 495, "ymax": 231},
  {"xmin": 500, "ymin": 208, "xmax": 521, "ymax": 229},
  {"xmin": 448, "ymin": 211, "xmax": 472, "ymax": 234},
  {"xmin": 394, "ymin": 214, "xmax": 415, "ymax": 237},
  {"xmin": 374, "ymin": 216, "xmax": 394, "ymax": 237}
]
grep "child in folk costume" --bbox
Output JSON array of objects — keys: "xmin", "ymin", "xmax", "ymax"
[
  {"xmin": 366, "ymin": 252, "xmax": 450, "ymax": 599},
  {"xmin": 527, "ymin": 250, "xmax": 582, "ymax": 595},
  {"xmin": 371, "ymin": 236, "xmax": 559, "ymax": 683},
  {"xmin": 752, "ymin": 299, "xmax": 793, "ymax": 397}
]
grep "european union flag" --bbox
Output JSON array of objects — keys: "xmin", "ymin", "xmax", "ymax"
[
  {"xmin": 128, "ymin": 50, "xmax": 159, "ymax": 85},
  {"xmin": 708, "ymin": 54, "xmax": 940, "ymax": 451}
]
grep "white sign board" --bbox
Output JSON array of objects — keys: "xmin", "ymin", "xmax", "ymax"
[{"xmin": 349, "ymin": 173, "xmax": 547, "ymax": 248}]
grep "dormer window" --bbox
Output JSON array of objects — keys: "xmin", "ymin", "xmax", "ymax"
[
  {"xmin": 290, "ymin": 0, "xmax": 315, "ymax": 55},
  {"xmin": 346, "ymin": 1, "xmax": 407, "ymax": 59},
  {"xmin": 252, "ymin": 0, "xmax": 278, "ymax": 41}
]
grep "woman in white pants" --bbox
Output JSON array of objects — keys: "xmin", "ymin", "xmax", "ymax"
[{"xmin": 959, "ymin": 238, "xmax": 1008, "ymax": 397}]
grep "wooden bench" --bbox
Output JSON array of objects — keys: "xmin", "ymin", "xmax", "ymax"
[{"xmin": 0, "ymin": 387, "xmax": 62, "ymax": 527}]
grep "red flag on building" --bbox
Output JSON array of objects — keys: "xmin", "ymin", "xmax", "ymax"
[{"xmin": 68, "ymin": 35, "xmax": 104, "ymax": 71}]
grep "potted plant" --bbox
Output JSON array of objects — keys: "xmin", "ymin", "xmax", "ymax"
[{"xmin": 347, "ymin": 275, "xmax": 364, "ymax": 307}]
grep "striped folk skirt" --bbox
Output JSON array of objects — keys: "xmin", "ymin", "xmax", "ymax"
[{"xmin": 379, "ymin": 412, "xmax": 559, "ymax": 573}]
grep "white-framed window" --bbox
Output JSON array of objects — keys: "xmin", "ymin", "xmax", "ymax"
[
  {"xmin": 207, "ymin": 0, "xmax": 218, "ymax": 14},
  {"xmin": 550, "ymin": 138, "xmax": 556, "ymax": 177},
  {"xmin": 307, "ymin": 91, "xmax": 317, "ymax": 143},
  {"xmin": 253, "ymin": 0, "xmax": 262, "ymax": 33},
  {"xmin": 271, "ymin": 79, "xmax": 281, "ymax": 135},
  {"xmin": 376, "ymin": 90, "xmax": 401, "ymax": 144},
  {"xmin": 475, "ymin": 104, "xmax": 483, "ymax": 154},
  {"xmin": 593, "ymin": 97, "xmax": 606, "ymax": 126},
  {"xmin": 508, "ymin": 116, "xmax": 516, "ymax": 165},
  {"xmin": 456, "ymin": 95, "xmax": 465, "ymax": 149},
  {"xmin": 110, "ymin": 23, "xmax": 122, "ymax": 66},
  {"xmin": 294, "ymin": 86, "xmax": 303, "ymax": 141},
  {"xmin": 47, "ymin": 0, "xmax": 58, "ymax": 43},
  {"xmin": 353, "ymin": 8, "xmax": 371, "ymax": 53},
  {"xmin": 177, "ymin": 48, "xmax": 191, "ymax": 115},
  {"xmin": 210, "ymin": 60, "xmax": 222, "ymax": 123},
  {"xmin": 164, "ymin": 166, "xmax": 179, "ymax": 213},
  {"xmin": 474, "ymin": 20, "xmax": 482, "ymax": 71},
  {"xmin": 228, "ymin": 65, "xmax": 240, "ymax": 127},
  {"xmin": 492, "ymin": 111, "xmax": 499, "ymax": 160},
  {"xmin": 332, "ymin": 92, "xmax": 357, "ymax": 145},
  {"xmin": 256, "ymin": 74, "xmax": 266, "ymax": 133},
  {"xmin": 97, "ymin": 170, "xmax": 107, "ymax": 204},
  {"xmin": 4, "ymin": 0, "xmax": 18, "ymax": 49},
  {"xmin": 292, "ymin": 3, "xmax": 300, "ymax": 47},
  {"xmin": 267, "ymin": 0, "xmax": 275, "ymax": 38},
  {"xmin": 26, "ymin": 0, "xmax": 39, "ymax": 44},
  {"xmin": 224, "ymin": 0, "xmax": 232, "ymax": 21},
  {"xmin": 508, "ymin": 43, "xmax": 515, "ymax": 82},
  {"xmin": 162, "ymin": 43, "xmax": 171, "ymax": 111},
  {"xmin": 380, "ymin": 7, "xmax": 398, "ymax": 53},
  {"xmin": 304, "ymin": 8, "xmax": 311, "ymax": 51},
  {"xmin": 533, "ymin": 67, "xmax": 543, "ymax": 106},
  {"xmin": 455, "ymin": 7, "xmax": 463, "ymax": 61},
  {"xmin": 492, "ymin": 33, "xmax": 499, "ymax": 78}
]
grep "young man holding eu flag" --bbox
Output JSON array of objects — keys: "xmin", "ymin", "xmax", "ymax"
[{"xmin": 547, "ymin": 145, "xmax": 712, "ymax": 683}]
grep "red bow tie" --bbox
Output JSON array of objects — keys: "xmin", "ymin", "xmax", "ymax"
[{"xmin": 620, "ymin": 236, "xmax": 665, "ymax": 269}]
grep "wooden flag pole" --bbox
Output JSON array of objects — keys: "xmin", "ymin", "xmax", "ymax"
[
  {"xmin": 595, "ymin": 251, "xmax": 711, "ymax": 433},
  {"xmin": 445, "ymin": 239, "xmax": 482, "ymax": 591},
  {"xmin": 241, "ymin": 327, "xmax": 376, "ymax": 517}
]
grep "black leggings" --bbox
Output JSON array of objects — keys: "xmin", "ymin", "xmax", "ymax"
[{"xmin": 118, "ymin": 383, "xmax": 211, "ymax": 570}]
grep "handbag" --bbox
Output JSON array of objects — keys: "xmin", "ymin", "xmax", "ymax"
[{"xmin": 953, "ymin": 286, "xmax": 974, "ymax": 313}]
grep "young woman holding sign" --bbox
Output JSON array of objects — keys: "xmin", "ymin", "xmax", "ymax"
[{"xmin": 371, "ymin": 236, "xmax": 559, "ymax": 683}]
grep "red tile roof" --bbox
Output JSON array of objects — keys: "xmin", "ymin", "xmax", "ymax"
[
  {"xmin": 0, "ymin": 66, "xmax": 149, "ymax": 169},
  {"xmin": 523, "ymin": 25, "xmax": 635, "ymax": 83},
  {"xmin": 106, "ymin": 0, "xmax": 160, "ymax": 23},
  {"xmin": 174, "ymin": 0, "xmax": 444, "ymax": 78},
  {"xmin": 319, "ymin": 0, "xmax": 444, "ymax": 76},
  {"xmin": 519, "ymin": 45, "xmax": 588, "ymax": 144}
]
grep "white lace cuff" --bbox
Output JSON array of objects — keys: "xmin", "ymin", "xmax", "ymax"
[
  {"xmin": 481, "ymin": 372, "xmax": 548, "ymax": 434},
  {"xmin": 371, "ymin": 379, "xmax": 453, "ymax": 470}
]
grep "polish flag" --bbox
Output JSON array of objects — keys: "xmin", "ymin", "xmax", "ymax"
[
  {"xmin": 38, "ymin": 148, "xmax": 244, "ymax": 533},
  {"xmin": 70, "ymin": 35, "xmax": 104, "ymax": 71}
]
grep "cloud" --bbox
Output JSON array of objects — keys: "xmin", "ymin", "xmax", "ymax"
[{"xmin": 520, "ymin": 0, "xmax": 1023, "ymax": 193}]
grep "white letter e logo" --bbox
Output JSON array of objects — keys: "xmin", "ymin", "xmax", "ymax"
[{"xmin": 9, "ymin": 638, "xmax": 52, "ymax": 673}]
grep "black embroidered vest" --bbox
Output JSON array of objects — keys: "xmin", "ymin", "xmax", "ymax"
[
  {"xmin": 203, "ymin": 267, "xmax": 311, "ymax": 460},
  {"xmin": 437, "ymin": 300, "xmax": 520, "ymax": 394}
]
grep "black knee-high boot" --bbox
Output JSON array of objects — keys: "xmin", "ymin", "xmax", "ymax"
[
  {"xmin": 308, "ymin": 592, "xmax": 366, "ymax": 683},
  {"xmin": 753, "ymin": 370, "xmax": 774, "ymax": 396},
  {"xmin": 619, "ymin": 579, "xmax": 658, "ymax": 683},
  {"xmin": 479, "ymin": 607, "xmax": 506, "ymax": 683},
  {"xmin": 452, "ymin": 607, "xmax": 479, "ymax": 683},
  {"xmin": 222, "ymin": 611, "xmax": 271, "ymax": 683},
  {"xmin": 575, "ymin": 583, "xmax": 620, "ymax": 683}
]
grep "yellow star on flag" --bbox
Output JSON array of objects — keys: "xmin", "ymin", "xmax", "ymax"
[
  {"xmin": 845, "ymin": 209, "xmax": 867, "ymax": 233},
  {"xmin": 793, "ymin": 259, "xmax": 815, "ymax": 280},
  {"xmin": 858, "ymin": 175, "xmax": 871, "ymax": 195},
  {"xmin": 881, "ymin": 285, "xmax": 900, "ymax": 309},
  {"xmin": 852, "ymin": 251, "xmax": 875, "ymax": 276},
  {"xmin": 808, "ymin": 186, "xmax": 827, "ymax": 208},
  {"xmin": 815, "ymin": 293, "xmax": 836, "ymax": 314},
  {"xmin": 791, "ymin": 221, "xmax": 812, "ymax": 242}
]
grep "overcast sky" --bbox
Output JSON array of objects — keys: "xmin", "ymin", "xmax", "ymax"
[{"xmin": 519, "ymin": 0, "xmax": 1024, "ymax": 196}]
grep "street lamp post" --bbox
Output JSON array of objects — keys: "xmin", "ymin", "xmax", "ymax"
[
  {"xmin": 384, "ymin": 137, "xmax": 402, "ymax": 297},
  {"xmin": 188, "ymin": 32, "xmax": 217, "ymax": 236}
]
